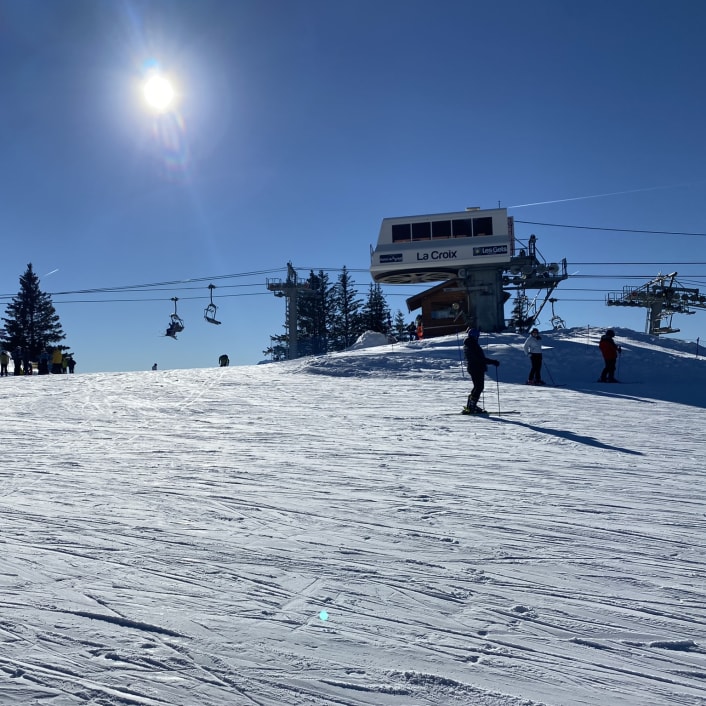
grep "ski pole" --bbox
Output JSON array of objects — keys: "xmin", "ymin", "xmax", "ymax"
[
  {"xmin": 457, "ymin": 331, "xmax": 466, "ymax": 377},
  {"xmin": 493, "ymin": 365, "xmax": 500, "ymax": 413},
  {"xmin": 543, "ymin": 360, "xmax": 556, "ymax": 385}
]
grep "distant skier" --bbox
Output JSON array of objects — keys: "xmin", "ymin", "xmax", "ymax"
[
  {"xmin": 12, "ymin": 347, "xmax": 22, "ymax": 376},
  {"xmin": 38, "ymin": 349, "xmax": 50, "ymax": 375},
  {"xmin": 523, "ymin": 328, "xmax": 545, "ymax": 385},
  {"xmin": 0, "ymin": 350, "xmax": 9, "ymax": 377},
  {"xmin": 463, "ymin": 328, "xmax": 499, "ymax": 414},
  {"xmin": 598, "ymin": 329, "xmax": 621, "ymax": 382},
  {"xmin": 22, "ymin": 348, "xmax": 32, "ymax": 375},
  {"xmin": 218, "ymin": 354, "xmax": 230, "ymax": 367}
]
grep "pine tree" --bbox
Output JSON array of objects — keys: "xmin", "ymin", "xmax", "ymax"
[
  {"xmin": 360, "ymin": 282, "xmax": 392, "ymax": 334},
  {"xmin": 393, "ymin": 310, "xmax": 407, "ymax": 340},
  {"xmin": 329, "ymin": 266, "xmax": 362, "ymax": 351},
  {"xmin": 2, "ymin": 263, "xmax": 66, "ymax": 360},
  {"xmin": 297, "ymin": 270, "xmax": 332, "ymax": 356},
  {"xmin": 263, "ymin": 333, "xmax": 288, "ymax": 362}
]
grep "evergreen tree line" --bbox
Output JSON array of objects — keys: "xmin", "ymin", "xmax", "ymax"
[
  {"xmin": 1, "ymin": 263, "xmax": 67, "ymax": 361},
  {"xmin": 264, "ymin": 266, "xmax": 410, "ymax": 361}
]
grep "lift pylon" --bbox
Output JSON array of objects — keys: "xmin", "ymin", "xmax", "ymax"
[
  {"xmin": 266, "ymin": 262, "xmax": 319, "ymax": 359},
  {"xmin": 606, "ymin": 272, "xmax": 706, "ymax": 335}
]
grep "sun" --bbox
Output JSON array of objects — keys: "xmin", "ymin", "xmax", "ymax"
[{"xmin": 143, "ymin": 73, "xmax": 176, "ymax": 113}]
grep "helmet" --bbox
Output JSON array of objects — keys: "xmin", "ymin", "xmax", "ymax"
[
  {"xmin": 606, "ymin": 329, "xmax": 615, "ymax": 337},
  {"xmin": 467, "ymin": 328, "xmax": 480, "ymax": 339}
]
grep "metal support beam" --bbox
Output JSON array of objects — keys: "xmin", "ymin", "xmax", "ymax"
[{"xmin": 606, "ymin": 272, "xmax": 706, "ymax": 335}]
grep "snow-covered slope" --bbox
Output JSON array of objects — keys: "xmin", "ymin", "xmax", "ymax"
[{"xmin": 0, "ymin": 328, "xmax": 704, "ymax": 705}]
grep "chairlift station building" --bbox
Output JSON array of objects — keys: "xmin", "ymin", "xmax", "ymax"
[{"xmin": 370, "ymin": 206, "xmax": 568, "ymax": 334}]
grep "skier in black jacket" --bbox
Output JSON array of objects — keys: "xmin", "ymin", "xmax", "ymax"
[{"xmin": 463, "ymin": 328, "xmax": 499, "ymax": 414}]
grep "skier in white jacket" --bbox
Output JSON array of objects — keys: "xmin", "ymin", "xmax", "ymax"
[{"xmin": 523, "ymin": 328, "xmax": 544, "ymax": 385}]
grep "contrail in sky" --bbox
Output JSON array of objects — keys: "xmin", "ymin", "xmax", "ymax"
[
  {"xmin": 508, "ymin": 183, "xmax": 690, "ymax": 209},
  {"xmin": 43, "ymin": 269, "xmax": 59, "ymax": 277}
]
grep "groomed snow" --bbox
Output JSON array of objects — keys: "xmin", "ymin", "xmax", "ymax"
[{"xmin": 1, "ymin": 327, "xmax": 704, "ymax": 705}]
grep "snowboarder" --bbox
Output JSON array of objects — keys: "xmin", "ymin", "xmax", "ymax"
[
  {"xmin": 523, "ymin": 328, "xmax": 544, "ymax": 385},
  {"xmin": 218, "ymin": 354, "xmax": 230, "ymax": 367},
  {"xmin": 598, "ymin": 329, "xmax": 621, "ymax": 382},
  {"xmin": 463, "ymin": 328, "xmax": 500, "ymax": 414}
]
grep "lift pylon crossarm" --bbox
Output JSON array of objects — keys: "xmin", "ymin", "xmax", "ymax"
[
  {"xmin": 503, "ymin": 255, "xmax": 568, "ymax": 290},
  {"xmin": 606, "ymin": 271, "xmax": 706, "ymax": 336}
]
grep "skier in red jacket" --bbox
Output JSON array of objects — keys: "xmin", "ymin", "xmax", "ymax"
[{"xmin": 598, "ymin": 329, "xmax": 621, "ymax": 382}]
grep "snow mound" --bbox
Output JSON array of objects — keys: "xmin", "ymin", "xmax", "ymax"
[{"xmin": 349, "ymin": 330, "xmax": 391, "ymax": 349}]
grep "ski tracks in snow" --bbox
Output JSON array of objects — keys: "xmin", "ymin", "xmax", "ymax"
[{"xmin": 0, "ymin": 354, "xmax": 704, "ymax": 705}]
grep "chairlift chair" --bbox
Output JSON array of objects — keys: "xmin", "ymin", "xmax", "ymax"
[
  {"xmin": 166, "ymin": 297, "xmax": 185, "ymax": 338},
  {"xmin": 204, "ymin": 284, "xmax": 222, "ymax": 325},
  {"xmin": 549, "ymin": 297, "xmax": 566, "ymax": 330}
]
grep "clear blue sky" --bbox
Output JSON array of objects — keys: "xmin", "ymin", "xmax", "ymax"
[{"xmin": 1, "ymin": 0, "xmax": 705, "ymax": 372}]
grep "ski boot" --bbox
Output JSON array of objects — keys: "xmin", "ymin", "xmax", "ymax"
[{"xmin": 462, "ymin": 404, "xmax": 487, "ymax": 415}]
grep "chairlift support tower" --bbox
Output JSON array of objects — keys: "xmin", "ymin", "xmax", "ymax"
[
  {"xmin": 606, "ymin": 272, "xmax": 706, "ymax": 335},
  {"xmin": 266, "ymin": 262, "xmax": 318, "ymax": 359}
]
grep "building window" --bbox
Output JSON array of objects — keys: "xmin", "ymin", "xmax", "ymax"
[
  {"xmin": 473, "ymin": 216, "xmax": 493, "ymax": 236},
  {"xmin": 412, "ymin": 222, "xmax": 431, "ymax": 240},
  {"xmin": 431, "ymin": 220, "xmax": 452, "ymax": 239},
  {"xmin": 392, "ymin": 223, "xmax": 411, "ymax": 242},
  {"xmin": 452, "ymin": 218, "xmax": 473, "ymax": 237},
  {"xmin": 391, "ymin": 215, "xmax": 496, "ymax": 242},
  {"xmin": 430, "ymin": 303, "xmax": 456, "ymax": 320}
]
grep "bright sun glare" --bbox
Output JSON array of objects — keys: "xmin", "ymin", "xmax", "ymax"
[{"xmin": 143, "ymin": 74, "xmax": 175, "ymax": 112}]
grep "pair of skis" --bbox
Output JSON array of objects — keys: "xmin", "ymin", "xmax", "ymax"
[{"xmin": 460, "ymin": 408, "xmax": 520, "ymax": 417}]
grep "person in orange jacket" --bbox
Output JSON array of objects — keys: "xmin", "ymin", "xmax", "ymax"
[
  {"xmin": 415, "ymin": 316, "xmax": 424, "ymax": 340},
  {"xmin": 598, "ymin": 329, "xmax": 621, "ymax": 382}
]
